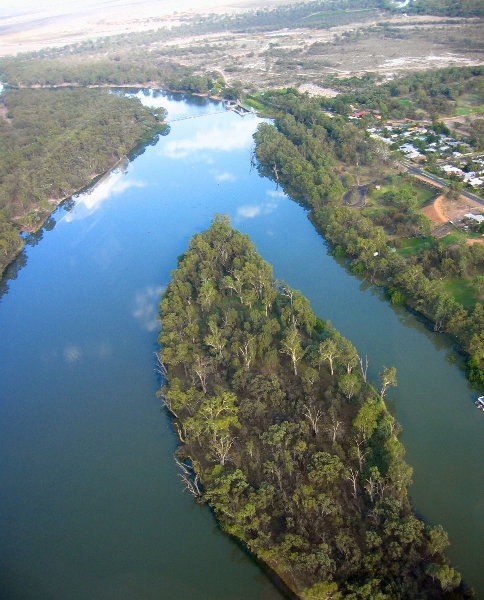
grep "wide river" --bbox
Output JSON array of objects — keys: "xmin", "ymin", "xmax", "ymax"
[{"xmin": 0, "ymin": 92, "xmax": 483, "ymax": 599}]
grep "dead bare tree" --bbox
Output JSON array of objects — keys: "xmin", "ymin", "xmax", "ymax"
[
  {"xmin": 358, "ymin": 354, "xmax": 368, "ymax": 383},
  {"xmin": 346, "ymin": 467, "xmax": 359, "ymax": 500},
  {"xmin": 326, "ymin": 406, "xmax": 343, "ymax": 445},
  {"xmin": 193, "ymin": 353, "xmax": 211, "ymax": 394},
  {"xmin": 155, "ymin": 351, "xmax": 168, "ymax": 380},
  {"xmin": 174, "ymin": 457, "xmax": 202, "ymax": 499},
  {"xmin": 376, "ymin": 477, "xmax": 389, "ymax": 501},
  {"xmin": 352, "ymin": 436, "xmax": 367, "ymax": 473},
  {"xmin": 210, "ymin": 434, "xmax": 236, "ymax": 466},
  {"xmin": 302, "ymin": 402, "xmax": 324, "ymax": 435},
  {"xmin": 238, "ymin": 335, "xmax": 256, "ymax": 370}
]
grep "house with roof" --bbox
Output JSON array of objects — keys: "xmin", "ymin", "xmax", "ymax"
[
  {"xmin": 465, "ymin": 213, "xmax": 484, "ymax": 223},
  {"xmin": 469, "ymin": 178, "xmax": 483, "ymax": 187},
  {"xmin": 442, "ymin": 165, "xmax": 463, "ymax": 176}
]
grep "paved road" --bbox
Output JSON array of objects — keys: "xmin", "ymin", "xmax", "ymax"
[{"xmin": 398, "ymin": 161, "xmax": 484, "ymax": 209}]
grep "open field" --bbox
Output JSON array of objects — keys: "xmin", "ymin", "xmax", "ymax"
[
  {"xmin": 442, "ymin": 276, "xmax": 481, "ymax": 308},
  {"xmin": 1, "ymin": 2, "xmax": 484, "ymax": 92},
  {"xmin": 105, "ymin": 17, "xmax": 484, "ymax": 90},
  {"xmin": 454, "ymin": 91, "xmax": 484, "ymax": 116},
  {"xmin": 0, "ymin": 0, "xmax": 295, "ymax": 55},
  {"xmin": 422, "ymin": 194, "xmax": 448, "ymax": 224},
  {"xmin": 440, "ymin": 195, "xmax": 484, "ymax": 222}
]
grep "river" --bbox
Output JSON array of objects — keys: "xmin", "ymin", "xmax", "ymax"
[{"xmin": 0, "ymin": 91, "xmax": 482, "ymax": 599}]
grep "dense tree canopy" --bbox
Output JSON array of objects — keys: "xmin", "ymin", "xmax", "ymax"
[
  {"xmin": 159, "ymin": 216, "xmax": 469, "ymax": 599},
  {"xmin": 253, "ymin": 89, "xmax": 484, "ymax": 388},
  {"xmin": 0, "ymin": 87, "xmax": 166, "ymax": 276}
]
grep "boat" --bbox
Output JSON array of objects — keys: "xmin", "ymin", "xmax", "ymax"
[{"xmin": 475, "ymin": 396, "xmax": 484, "ymax": 411}]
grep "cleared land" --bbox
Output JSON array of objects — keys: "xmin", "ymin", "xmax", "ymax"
[
  {"xmin": 1, "ymin": 3, "xmax": 484, "ymax": 92},
  {"xmin": 142, "ymin": 17, "xmax": 484, "ymax": 90},
  {"xmin": 422, "ymin": 194, "xmax": 448, "ymax": 224}
]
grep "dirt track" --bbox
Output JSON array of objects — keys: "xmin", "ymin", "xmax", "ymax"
[{"xmin": 422, "ymin": 195, "xmax": 448, "ymax": 224}]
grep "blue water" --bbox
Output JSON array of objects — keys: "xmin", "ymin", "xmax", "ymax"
[{"xmin": 0, "ymin": 91, "xmax": 482, "ymax": 599}]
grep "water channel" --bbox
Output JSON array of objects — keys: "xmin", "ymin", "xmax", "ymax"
[{"xmin": 0, "ymin": 91, "xmax": 482, "ymax": 599}]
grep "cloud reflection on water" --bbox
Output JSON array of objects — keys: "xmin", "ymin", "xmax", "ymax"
[
  {"xmin": 236, "ymin": 201, "xmax": 278, "ymax": 220},
  {"xmin": 61, "ymin": 166, "xmax": 146, "ymax": 224},
  {"xmin": 133, "ymin": 285, "xmax": 165, "ymax": 332},
  {"xmin": 162, "ymin": 118, "xmax": 256, "ymax": 160},
  {"xmin": 266, "ymin": 190, "xmax": 287, "ymax": 198},
  {"xmin": 213, "ymin": 171, "xmax": 236, "ymax": 182},
  {"xmin": 59, "ymin": 340, "xmax": 112, "ymax": 365}
]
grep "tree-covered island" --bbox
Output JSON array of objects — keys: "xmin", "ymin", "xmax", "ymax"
[{"xmin": 158, "ymin": 215, "xmax": 470, "ymax": 600}]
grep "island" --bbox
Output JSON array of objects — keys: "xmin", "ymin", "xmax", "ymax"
[{"xmin": 158, "ymin": 215, "xmax": 469, "ymax": 599}]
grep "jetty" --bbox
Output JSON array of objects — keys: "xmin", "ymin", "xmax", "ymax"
[{"xmin": 225, "ymin": 100, "xmax": 254, "ymax": 117}]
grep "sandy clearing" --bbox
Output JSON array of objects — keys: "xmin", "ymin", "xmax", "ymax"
[
  {"xmin": 422, "ymin": 195, "xmax": 448, "ymax": 224},
  {"xmin": 297, "ymin": 83, "xmax": 339, "ymax": 97},
  {"xmin": 467, "ymin": 238, "xmax": 484, "ymax": 245},
  {"xmin": 442, "ymin": 195, "xmax": 484, "ymax": 222},
  {"xmin": 0, "ymin": 105, "xmax": 11, "ymax": 124}
]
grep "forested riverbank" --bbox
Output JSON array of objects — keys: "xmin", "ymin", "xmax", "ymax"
[
  {"xmin": 158, "ymin": 216, "xmax": 470, "ymax": 600},
  {"xmin": 0, "ymin": 87, "xmax": 167, "ymax": 277},
  {"xmin": 252, "ymin": 89, "xmax": 484, "ymax": 388}
]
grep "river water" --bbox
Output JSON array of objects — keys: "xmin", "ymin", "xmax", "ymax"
[{"xmin": 0, "ymin": 91, "xmax": 482, "ymax": 599}]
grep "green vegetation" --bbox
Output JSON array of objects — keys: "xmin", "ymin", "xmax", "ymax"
[
  {"xmin": 158, "ymin": 216, "xmax": 469, "ymax": 599},
  {"xmin": 328, "ymin": 66, "xmax": 484, "ymax": 121},
  {"xmin": 442, "ymin": 278, "xmax": 480, "ymax": 309},
  {"xmin": 361, "ymin": 183, "xmax": 436, "ymax": 224},
  {"xmin": 395, "ymin": 237, "xmax": 432, "ymax": 258},
  {"xmin": 454, "ymin": 92, "xmax": 484, "ymax": 117},
  {"xmin": 0, "ymin": 0, "xmax": 385, "ymax": 91},
  {"xmin": 0, "ymin": 87, "xmax": 166, "ymax": 277},
  {"xmin": 407, "ymin": 0, "xmax": 484, "ymax": 18},
  {"xmin": 252, "ymin": 89, "xmax": 484, "ymax": 387}
]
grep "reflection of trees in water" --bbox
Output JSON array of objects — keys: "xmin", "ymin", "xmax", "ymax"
[
  {"xmin": 0, "ymin": 251, "xmax": 28, "ymax": 302},
  {"xmin": 0, "ymin": 213, "xmax": 59, "ymax": 301},
  {"xmin": 333, "ymin": 250, "xmax": 459, "ymax": 355},
  {"xmin": 24, "ymin": 230, "xmax": 43, "ymax": 248}
]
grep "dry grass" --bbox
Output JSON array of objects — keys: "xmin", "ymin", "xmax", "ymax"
[{"xmin": 1, "ymin": 5, "xmax": 484, "ymax": 93}]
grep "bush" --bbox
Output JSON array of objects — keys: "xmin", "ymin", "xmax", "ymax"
[
  {"xmin": 332, "ymin": 245, "xmax": 346, "ymax": 257},
  {"xmin": 351, "ymin": 261, "xmax": 366, "ymax": 275},
  {"xmin": 387, "ymin": 287, "xmax": 407, "ymax": 306}
]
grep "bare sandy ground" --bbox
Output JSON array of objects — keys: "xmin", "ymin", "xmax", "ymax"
[
  {"xmin": 422, "ymin": 194, "xmax": 484, "ymax": 226},
  {"xmin": 0, "ymin": 0, "xmax": 301, "ymax": 56},
  {"xmin": 422, "ymin": 195, "xmax": 448, "ymax": 224},
  {"xmin": 1, "ymin": 0, "xmax": 483, "ymax": 81},
  {"xmin": 443, "ymin": 195, "xmax": 484, "ymax": 222},
  {"xmin": 297, "ymin": 83, "xmax": 339, "ymax": 97}
]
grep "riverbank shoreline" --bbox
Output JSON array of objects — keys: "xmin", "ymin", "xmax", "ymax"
[
  {"xmin": 1, "ymin": 91, "xmax": 482, "ymax": 598},
  {"xmin": 0, "ymin": 120, "xmax": 167, "ymax": 281}
]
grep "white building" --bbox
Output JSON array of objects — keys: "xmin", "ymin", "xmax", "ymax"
[{"xmin": 465, "ymin": 213, "xmax": 484, "ymax": 222}]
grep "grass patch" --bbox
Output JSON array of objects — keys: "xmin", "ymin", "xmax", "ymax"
[
  {"xmin": 369, "ymin": 181, "xmax": 436, "ymax": 208},
  {"xmin": 440, "ymin": 231, "xmax": 467, "ymax": 246},
  {"xmin": 454, "ymin": 91, "xmax": 484, "ymax": 117},
  {"xmin": 244, "ymin": 97, "xmax": 264, "ymax": 111},
  {"xmin": 397, "ymin": 98, "xmax": 412, "ymax": 108},
  {"xmin": 442, "ymin": 277, "xmax": 480, "ymax": 308},
  {"xmin": 396, "ymin": 237, "xmax": 431, "ymax": 257},
  {"xmin": 360, "ymin": 205, "xmax": 388, "ymax": 219}
]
